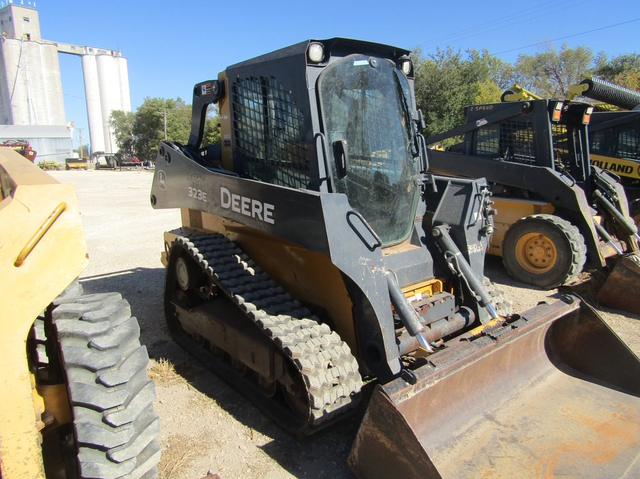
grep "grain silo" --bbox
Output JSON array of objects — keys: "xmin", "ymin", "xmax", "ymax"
[
  {"xmin": 0, "ymin": 3, "xmax": 65, "ymax": 126},
  {"xmin": 0, "ymin": 2, "xmax": 131, "ymax": 157}
]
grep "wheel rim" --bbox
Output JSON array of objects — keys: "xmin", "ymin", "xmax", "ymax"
[
  {"xmin": 514, "ymin": 232, "xmax": 557, "ymax": 274},
  {"xmin": 175, "ymin": 257, "xmax": 191, "ymax": 291}
]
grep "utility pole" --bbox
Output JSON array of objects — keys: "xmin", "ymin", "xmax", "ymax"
[
  {"xmin": 77, "ymin": 128, "xmax": 84, "ymax": 158},
  {"xmin": 163, "ymin": 111, "xmax": 167, "ymax": 140}
]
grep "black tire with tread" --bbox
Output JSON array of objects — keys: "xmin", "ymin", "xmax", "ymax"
[
  {"xmin": 50, "ymin": 283, "xmax": 161, "ymax": 479},
  {"xmin": 502, "ymin": 214, "xmax": 587, "ymax": 289}
]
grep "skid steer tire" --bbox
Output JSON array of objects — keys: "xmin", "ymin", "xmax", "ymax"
[
  {"xmin": 50, "ymin": 284, "xmax": 161, "ymax": 479},
  {"xmin": 502, "ymin": 214, "xmax": 586, "ymax": 289}
]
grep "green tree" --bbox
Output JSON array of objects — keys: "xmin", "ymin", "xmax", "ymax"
[
  {"xmin": 514, "ymin": 44, "xmax": 594, "ymax": 97},
  {"xmin": 594, "ymin": 53, "xmax": 640, "ymax": 90},
  {"xmin": 475, "ymin": 80, "xmax": 503, "ymax": 104},
  {"xmin": 74, "ymin": 144, "xmax": 90, "ymax": 158},
  {"xmin": 615, "ymin": 71, "xmax": 640, "ymax": 92},
  {"xmin": 202, "ymin": 105, "xmax": 221, "ymax": 145},
  {"xmin": 413, "ymin": 47, "xmax": 513, "ymax": 142},
  {"xmin": 110, "ymin": 98, "xmax": 222, "ymax": 163},
  {"xmin": 133, "ymin": 98, "xmax": 174, "ymax": 163},
  {"xmin": 109, "ymin": 110, "xmax": 135, "ymax": 156}
]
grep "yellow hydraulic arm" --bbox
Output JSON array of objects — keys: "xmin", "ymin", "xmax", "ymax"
[{"xmin": 500, "ymin": 85, "xmax": 542, "ymax": 102}]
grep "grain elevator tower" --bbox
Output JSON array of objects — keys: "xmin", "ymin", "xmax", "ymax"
[{"xmin": 0, "ymin": 3, "xmax": 130, "ymax": 154}]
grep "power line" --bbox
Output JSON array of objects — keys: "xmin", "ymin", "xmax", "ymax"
[
  {"xmin": 494, "ymin": 18, "xmax": 640, "ymax": 55},
  {"xmin": 415, "ymin": 0, "xmax": 593, "ymax": 50}
]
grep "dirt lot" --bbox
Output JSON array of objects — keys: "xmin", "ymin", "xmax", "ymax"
[{"xmin": 50, "ymin": 169, "xmax": 640, "ymax": 479}]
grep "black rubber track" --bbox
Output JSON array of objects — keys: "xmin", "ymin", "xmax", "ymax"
[
  {"xmin": 51, "ymin": 284, "xmax": 161, "ymax": 479},
  {"xmin": 166, "ymin": 233, "xmax": 363, "ymax": 436},
  {"xmin": 483, "ymin": 277, "xmax": 513, "ymax": 317}
]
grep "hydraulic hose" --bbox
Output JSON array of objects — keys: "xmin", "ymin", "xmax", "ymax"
[
  {"xmin": 579, "ymin": 77, "xmax": 640, "ymax": 110},
  {"xmin": 594, "ymin": 221, "xmax": 624, "ymax": 255}
]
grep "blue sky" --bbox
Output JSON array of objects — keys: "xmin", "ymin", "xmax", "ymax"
[{"xmin": 21, "ymin": 0, "xmax": 640, "ymax": 149}]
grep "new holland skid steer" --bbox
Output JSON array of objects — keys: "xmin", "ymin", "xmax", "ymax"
[
  {"xmin": 567, "ymin": 77, "xmax": 640, "ymax": 229},
  {"xmin": 150, "ymin": 38, "xmax": 640, "ymax": 478},
  {"xmin": 497, "ymin": 80, "xmax": 640, "ymax": 312},
  {"xmin": 503, "ymin": 77, "xmax": 640, "ymax": 230},
  {"xmin": 0, "ymin": 149, "xmax": 160, "ymax": 478},
  {"xmin": 425, "ymin": 94, "xmax": 640, "ymax": 293}
]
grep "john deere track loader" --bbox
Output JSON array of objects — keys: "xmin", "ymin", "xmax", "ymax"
[
  {"xmin": 0, "ymin": 149, "xmax": 160, "ymax": 478},
  {"xmin": 425, "ymin": 96, "xmax": 640, "ymax": 293},
  {"xmin": 150, "ymin": 38, "xmax": 640, "ymax": 478}
]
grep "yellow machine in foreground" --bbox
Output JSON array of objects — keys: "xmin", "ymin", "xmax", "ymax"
[
  {"xmin": 151, "ymin": 39, "xmax": 640, "ymax": 477},
  {"xmin": 0, "ymin": 149, "xmax": 160, "ymax": 478}
]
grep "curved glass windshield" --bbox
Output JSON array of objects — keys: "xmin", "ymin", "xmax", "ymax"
[{"xmin": 319, "ymin": 55, "xmax": 420, "ymax": 246}]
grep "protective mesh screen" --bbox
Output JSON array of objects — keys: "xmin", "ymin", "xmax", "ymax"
[
  {"xmin": 474, "ymin": 120, "xmax": 536, "ymax": 164},
  {"xmin": 617, "ymin": 121, "xmax": 640, "ymax": 159},
  {"xmin": 591, "ymin": 119, "xmax": 640, "ymax": 160},
  {"xmin": 231, "ymin": 76, "xmax": 311, "ymax": 189},
  {"xmin": 551, "ymin": 123, "xmax": 571, "ymax": 164}
]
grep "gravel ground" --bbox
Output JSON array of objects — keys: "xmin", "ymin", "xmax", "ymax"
[{"xmin": 49, "ymin": 169, "xmax": 640, "ymax": 479}]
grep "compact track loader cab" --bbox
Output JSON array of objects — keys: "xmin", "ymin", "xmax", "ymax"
[
  {"xmin": 151, "ymin": 38, "xmax": 640, "ymax": 477},
  {"xmin": 0, "ymin": 149, "xmax": 160, "ymax": 478},
  {"xmin": 426, "ymin": 97, "xmax": 640, "ymax": 290}
]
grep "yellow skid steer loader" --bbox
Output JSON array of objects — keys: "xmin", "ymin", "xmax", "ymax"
[{"xmin": 0, "ymin": 149, "xmax": 160, "ymax": 478}]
